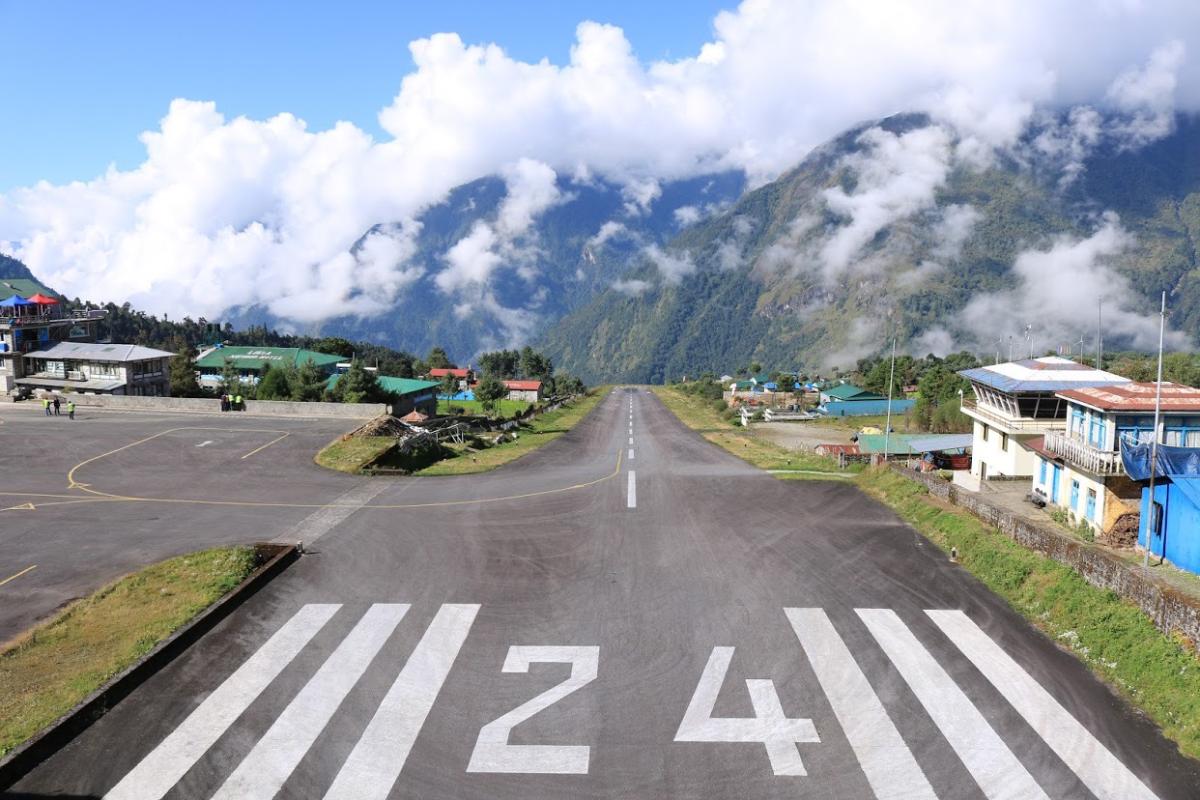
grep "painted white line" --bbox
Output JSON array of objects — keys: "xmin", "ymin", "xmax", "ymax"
[
  {"xmin": 196, "ymin": 440, "xmax": 214, "ymax": 448},
  {"xmin": 212, "ymin": 604, "xmax": 408, "ymax": 799},
  {"xmin": 785, "ymin": 608, "xmax": 935, "ymax": 800},
  {"xmin": 627, "ymin": 471, "xmax": 637, "ymax": 508},
  {"xmin": 629, "ymin": 436, "xmax": 633, "ymax": 445},
  {"xmin": 928, "ymin": 610, "xmax": 1159, "ymax": 800},
  {"xmin": 273, "ymin": 481, "xmax": 392, "ymax": 545},
  {"xmin": 324, "ymin": 604, "xmax": 480, "ymax": 800},
  {"xmin": 628, "ymin": 448, "xmax": 635, "ymax": 460},
  {"xmin": 858, "ymin": 609, "xmax": 1049, "ymax": 800},
  {"xmin": 105, "ymin": 604, "xmax": 341, "ymax": 800}
]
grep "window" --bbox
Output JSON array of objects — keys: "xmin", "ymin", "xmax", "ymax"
[
  {"xmin": 1086, "ymin": 488, "xmax": 1097, "ymax": 521},
  {"xmin": 1071, "ymin": 408, "xmax": 1085, "ymax": 438},
  {"xmin": 981, "ymin": 424, "xmax": 988, "ymax": 442},
  {"xmin": 1039, "ymin": 459, "xmax": 1047, "ymax": 485},
  {"xmin": 1000, "ymin": 432, "xmax": 1008, "ymax": 451},
  {"xmin": 1070, "ymin": 480, "xmax": 1080, "ymax": 510},
  {"xmin": 1164, "ymin": 416, "xmax": 1200, "ymax": 447},
  {"xmin": 1088, "ymin": 415, "xmax": 1106, "ymax": 448}
]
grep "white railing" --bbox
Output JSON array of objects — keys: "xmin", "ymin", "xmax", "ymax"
[{"xmin": 1043, "ymin": 431, "xmax": 1124, "ymax": 476}]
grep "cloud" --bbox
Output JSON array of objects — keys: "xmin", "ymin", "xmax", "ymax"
[
  {"xmin": 612, "ymin": 278, "xmax": 652, "ymax": 296},
  {"xmin": 586, "ymin": 220, "xmax": 629, "ymax": 249},
  {"xmin": 930, "ymin": 203, "xmax": 980, "ymax": 262},
  {"xmin": 643, "ymin": 244, "xmax": 695, "ymax": 284},
  {"xmin": 959, "ymin": 213, "xmax": 1188, "ymax": 353},
  {"xmin": 3, "ymin": 2, "xmax": 1200, "ymax": 331},
  {"xmin": 674, "ymin": 205, "xmax": 702, "ymax": 226}
]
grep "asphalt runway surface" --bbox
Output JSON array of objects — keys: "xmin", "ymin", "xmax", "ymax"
[{"xmin": 5, "ymin": 389, "xmax": 1200, "ymax": 798}]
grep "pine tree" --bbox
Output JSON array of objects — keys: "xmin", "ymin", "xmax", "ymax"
[{"xmin": 168, "ymin": 337, "xmax": 201, "ymax": 397}]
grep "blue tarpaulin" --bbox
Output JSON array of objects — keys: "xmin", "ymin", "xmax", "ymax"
[{"xmin": 1120, "ymin": 440, "xmax": 1200, "ymax": 481}]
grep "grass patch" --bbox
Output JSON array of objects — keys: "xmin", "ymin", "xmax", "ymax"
[
  {"xmin": 652, "ymin": 386, "xmax": 856, "ymax": 477},
  {"xmin": 314, "ymin": 436, "xmax": 395, "ymax": 473},
  {"xmin": 855, "ymin": 467, "xmax": 1200, "ymax": 760},
  {"xmin": 415, "ymin": 390, "xmax": 607, "ymax": 476},
  {"xmin": 437, "ymin": 398, "xmax": 533, "ymax": 417},
  {"xmin": 0, "ymin": 546, "xmax": 257, "ymax": 758}
]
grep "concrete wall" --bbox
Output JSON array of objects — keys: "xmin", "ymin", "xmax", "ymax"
[
  {"xmin": 65, "ymin": 393, "xmax": 386, "ymax": 419},
  {"xmin": 970, "ymin": 420, "xmax": 1041, "ymax": 479},
  {"xmin": 898, "ymin": 466, "xmax": 1200, "ymax": 654}
]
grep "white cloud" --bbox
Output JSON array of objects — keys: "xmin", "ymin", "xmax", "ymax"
[
  {"xmin": 612, "ymin": 278, "xmax": 652, "ymax": 296},
  {"xmin": 2, "ymin": 1, "xmax": 1200, "ymax": 329},
  {"xmin": 930, "ymin": 203, "xmax": 980, "ymax": 262},
  {"xmin": 674, "ymin": 205, "xmax": 702, "ymax": 226},
  {"xmin": 586, "ymin": 220, "xmax": 628, "ymax": 248},
  {"xmin": 643, "ymin": 244, "xmax": 695, "ymax": 284}
]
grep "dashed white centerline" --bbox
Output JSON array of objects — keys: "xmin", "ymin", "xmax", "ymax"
[
  {"xmin": 628, "ymin": 449, "xmax": 635, "ymax": 460},
  {"xmin": 629, "ymin": 436, "xmax": 633, "ymax": 445},
  {"xmin": 627, "ymin": 471, "xmax": 636, "ymax": 508}
]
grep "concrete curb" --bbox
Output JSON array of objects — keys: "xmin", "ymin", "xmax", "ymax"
[{"xmin": 0, "ymin": 542, "xmax": 300, "ymax": 789}]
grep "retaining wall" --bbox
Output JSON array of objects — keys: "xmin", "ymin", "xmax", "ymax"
[
  {"xmin": 65, "ymin": 394, "xmax": 385, "ymax": 419},
  {"xmin": 898, "ymin": 466, "xmax": 1200, "ymax": 653}
]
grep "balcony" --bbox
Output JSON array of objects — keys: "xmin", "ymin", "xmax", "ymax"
[
  {"xmin": 960, "ymin": 398, "xmax": 1066, "ymax": 432},
  {"xmin": 1043, "ymin": 431, "xmax": 1125, "ymax": 477}
]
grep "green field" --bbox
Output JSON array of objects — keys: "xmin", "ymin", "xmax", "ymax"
[
  {"xmin": 0, "ymin": 547, "xmax": 258, "ymax": 757},
  {"xmin": 437, "ymin": 398, "xmax": 532, "ymax": 417}
]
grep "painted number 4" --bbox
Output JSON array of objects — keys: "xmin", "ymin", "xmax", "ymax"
[{"xmin": 675, "ymin": 647, "xmax": 819, "ymax": 776}]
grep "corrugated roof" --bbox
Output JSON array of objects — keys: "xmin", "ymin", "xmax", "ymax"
[
  {"xmin": 959, "ymin": 356, "xmax": 1129, "ymax": 393},
  {"xmin": 23, "ymin": 341, "xmax": 175, "ymax": 362},
  {"xmin": 195, "ymin": 346, "xmax": 342, "ymax": 370},
  {"xmin": 326, "ymin": 373, "xmax": 439, "ymax": 397},
  {"xmin": 1056, "ymin": 382, "xmax": 1200, "ymax": 413},
  {"xmin": 429, "ymin": 368, "xmax": 470, "ymax": 378},
  {"xmin": 503, "ymin": 380, "xmax": 542, "ymax": 391},
  {"xmin": 857, "ymin": 433, "xmax": 973, "ymax": 454},
  {"xmin": 823, "ymin": 384, "xmax": 883, "ymax": 401}
]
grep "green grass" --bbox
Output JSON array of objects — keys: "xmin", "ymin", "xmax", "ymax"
[
  {"xmin": 0, "ymin": 546, "xmax": 258, "ymax": 757},
  {"xmin": 415, "ymin": 390, "xmax": 606, "ymax": 476},
  {"xmin": 855, "ymin": 467, "xmax": 1200, "ymax": 760},
  {"xmin": 314, "ymin": 436, "xmax": 395, "ymax": 473},
  {"xmin": 437, "ymin": 398, "xmax": 533, "ymax": 417},
  {"xmin": 652, "ymin": 386, "xmax": 856, "ymax": 477}
]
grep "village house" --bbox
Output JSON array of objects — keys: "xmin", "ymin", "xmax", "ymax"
[
  {"xmin": 20, "ymin": 341, "xmax": 175, "ymax": 396},
  {"xmin": 0, "ymin": 280, "xmax": 105, "ymax": 394},
  {"xmin": 503, "ymin": 379, "xmax": 542, "ymax": 403},
  {"xmin": 194, "ymin": 345, "xmax": 343, "ymax": 390},
  {"xmin": 428, "ymin": 366, "xmax": 475, "ymax": 390}
]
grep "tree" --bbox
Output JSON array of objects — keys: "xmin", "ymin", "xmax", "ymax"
[
  {"xmin": 439, "ymin": 373, "xmax": 460, "ymax": 398},
  {"xmin": 168, "ymin": 338, "xmax": 201, "ymax": 397},
  {"xmin": 219, "ymin": 357, "xmax": 243, "ymax": 396},
  {"xmin": 556, "ymin": 373, "xmax": 586, "ymax": 396},
  {"xmin": 749, "ymin": 361, "xmax": 763, "ymax": 375},
  {"xmin": 257, "ymin": 362, "xmax": 292, "ymax": 400},
  {"xmin": 312, "ymin": 337, "xmax": 356, "ymax": 358},
  {"xmin": 475, "ymin": 376, "xmax": 508, "ymax": 411},
  {"xmin": 292, "ymin": 358, "xmax": 329, "ymax": 402},
  {"xmin": 426, "ymin": 347, "xmax": 455, "ymax": 370},
  {"xmin": 478, "ymin": 349, "xmax": 520, "ymax": 379},
  {"xmin": 330, "ymin": 360, "xmax": 384, "ymax": 404},
  {"xmin": 519, "ymin": 346, "xmax": 553, "ymax": 380}
]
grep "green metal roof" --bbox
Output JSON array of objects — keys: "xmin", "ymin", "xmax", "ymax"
[
  {"xmin": 195, "ymin": 346, "xmax": 343, "ymax": 370},
  {"xmin": 326, "ymin": 373, "xmax": 439, "ymax": 397},
  {"xmin": 0, "ymin": 278, "xmax": 57, "ymax": 298},
  {"xmin": 822, "ymin": 384, "xmax": 883, "ymax": 401}
]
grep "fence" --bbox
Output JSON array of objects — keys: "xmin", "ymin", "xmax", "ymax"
[{"xmin": 897, "ymin": 466, "xmax": 1200, "ymax": 654}]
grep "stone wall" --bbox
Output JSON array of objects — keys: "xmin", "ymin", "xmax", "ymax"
[
  {"xmin": 65, "ymin": 394, "xmax": 386, "ymax": 419},
  {"xmin": 898, "ymin": 466, "xmax": 1200, "ymax": 653}
]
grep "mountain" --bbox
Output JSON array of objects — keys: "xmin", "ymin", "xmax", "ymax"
[
  {"xmin": 0, "ymin": 254, "xmax": 37, "ymax": 283},
  {"xmin": 232, "ymin": 171, "xmax": 746, "ymax": 363},
  {"xmin": 538, "ymin": 113, "xmax": 1200, "ymax": 383}
]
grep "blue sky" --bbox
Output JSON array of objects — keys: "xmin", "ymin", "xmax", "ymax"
[{"xmin": 0, "ymin": 0, "xmax": 730, "ymax": 190}]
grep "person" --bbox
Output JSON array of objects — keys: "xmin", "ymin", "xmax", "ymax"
[
  {"xmin": 220, "ymin": 394, "xmax": 229, "ymax": 412},
  {"xmin": 235, "ymin": 394, "xmax": 243, "ymax": 411},
  {"xmin": 42, "ymin": 396, "xmax": 51, "ymax": 416},
  {"xmin": 52, "ymin": 395, "xmax": 61, "ymax": 416},
  {"xmin": 67, "ymin": 400, "xmax": 75, "ymax": 420}
]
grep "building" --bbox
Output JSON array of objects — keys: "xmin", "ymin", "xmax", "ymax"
[
  {"xmin": 428, "ymin": 367, "xmax": 475, "ymax": 390},
  {"xmin": 503, "ymin": 379, "xmax": 542, "ymax": 403},
  {"xmin": 1026, "ymin": 382, "xmax": 1200, "ymax": 541},
  {"xmin": 195, "ymin": 346, "xmax": 343, "ymax": 389},
  {"xmin": 1124, "ymin": 440, "xmax": 1200, "ymax": 575},
  {"xmin": 325, "ymin": 374, "xmax": 439, "ymax": 416},
  {"xmin": 18, "ymin": 341, "xmax": 175, "ymax": 396},
  {"xmin": 0, "ymin": 280, "xmax": 105, "ymax": 394},
  {"xmin": 958, "ymin": 357, "xmax": 1129, "ymax": 481},
  {"xmin": 817, "ymin": 383, "xmax": 915, "ymax": 417}
]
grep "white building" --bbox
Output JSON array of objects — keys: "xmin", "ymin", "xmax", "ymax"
[
  {"xmin": 958, "ymin": 357, "xmax": 1129, "ymax": 481},
  {"xmin": 19, "ymin": 341, "xmax": 175, "ymax": 396},
  {"xmin": 1027, "ymin": 382, "xmax": 1200, "ymax": 541}
]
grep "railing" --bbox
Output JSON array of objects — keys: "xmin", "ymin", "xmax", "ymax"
[
  {"xmin": 961, "ymin": 398, "xmax": 1066, "ymax": 431},
  {"xmin": 1043, "ymin": 431, "xmax": 1125, "ymax": 476}
]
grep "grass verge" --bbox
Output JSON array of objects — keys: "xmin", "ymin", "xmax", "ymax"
[
  {"xmin": 855, "ymin": 467, "xmax": 1200, "ymax": 760},
  {"xmin": 436, "ymin": 398, "xmax": 532, "ymax": 417},
  {"xmin": 651, "ymin": 386, "xmax": 857, "ymax": 477},
  {"xmin": 0, "ymin": 546, "xmax": 258, "ymax": 758},
  {"xmin": 314, "ymin": 436, "xmax": 396, "ymax": 473},
  {"xmin": 415, "ymin": 389, "xmax": 607, "ymax": 476}
]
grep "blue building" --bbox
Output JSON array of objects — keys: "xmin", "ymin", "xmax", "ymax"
[{"xmin": 1124, "ymin": 440, "xmax": 1200, "ymax": 576}]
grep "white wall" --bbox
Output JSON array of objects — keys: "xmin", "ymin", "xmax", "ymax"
[{"xmin": 970, "ymin": 420, "xmax": 1040, "ymax": 478}]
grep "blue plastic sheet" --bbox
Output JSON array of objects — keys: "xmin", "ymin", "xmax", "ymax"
[{"xmin": 1120, "ymin": 440, "xmax": 1200, "ymax": 480}]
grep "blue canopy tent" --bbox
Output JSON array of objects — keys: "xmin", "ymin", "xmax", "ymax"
[
  {"xmin": 0, "ymin": 294, "xmax": 34, "ymax": 307},
  {"xmin": 1122, "ymin": 441, "xmax": 1200, "ymax": 574}
]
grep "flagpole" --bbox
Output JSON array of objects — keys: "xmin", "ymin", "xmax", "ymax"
[
  {"xmin": 1145, "ymin": 291, "xmax": 1166, "ymax": 570},
  {"xmin": 884, "ymin": 336, "xmax": 897, "ymax": 465}
]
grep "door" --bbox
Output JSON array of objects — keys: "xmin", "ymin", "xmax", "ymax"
[{"xmin": 1051, "ymin": 465, "xmax": 1061, "ymax": 504}]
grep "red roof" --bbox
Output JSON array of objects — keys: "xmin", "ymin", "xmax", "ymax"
[
  {"xmin": 814, "ymin": 443, "xmax": 860, "ymax": 455},
  {"xmin": 429, "ymin": 368, "xmax": 470, "ymax": 378},
  {"xmin": 1056, "ymin": 382, "xmax": 1200, "ymax": 412},
  {"xmin": 400, "ymin": 409, "xmax": 429, "ymax": 423},
  {"xmin": 503, "ymin": 380, "xmax": 542, "ymax": 391}
]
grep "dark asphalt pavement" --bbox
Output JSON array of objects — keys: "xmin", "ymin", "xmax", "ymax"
[{"xmin": 5, "ymin": 389, "xmax": 1200, "ymax": 798}]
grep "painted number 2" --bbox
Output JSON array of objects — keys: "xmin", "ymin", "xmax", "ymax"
[
  {"xmin": 467, "ymin": 646, "xmax": 599, "ymax": 774},
  {"xmin": 675, "ymin": 647, "xmax": 819, "ymax": 775}
]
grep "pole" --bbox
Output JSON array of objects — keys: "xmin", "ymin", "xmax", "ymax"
[
  {"xmin": 1097, "ymin": 298, "xmax": 1103, "ymax": 370},
  {"xmin": 1145, "ymin": 291, "xmax": 1166, "ymax": 569},
  {"xmin": 884, "ymin": 336, "xmax": 897, "ymax": 466}
]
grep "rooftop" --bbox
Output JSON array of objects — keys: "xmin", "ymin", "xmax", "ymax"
[
  {"xmin": 195, "ymin": 346, "xmax": 343, "ymax": 370},
  {"xmin": 23, "ymin": 341, "xmax": 175, "ymax": 363},
  {"xmin": 429, "ymin": 367, "xmax": 471, "ymax": 378},
  {"xmin": 326, "ymin": 373, "xmax": 439, "ymax": 397},
  {"xmin": 823, "ymin": 384, "xmax": 884, "ymax": 401},
  {"xmin": 1057, "ymin": 382, "xmax": 1200, "ymax": 413},
  {"xmin": 503, "ymin": 380, "xmax": 542, "ymax": 391},
  {"xmin": 960, "ymin": 356, "xmax": 1130, "ymax": 393}
]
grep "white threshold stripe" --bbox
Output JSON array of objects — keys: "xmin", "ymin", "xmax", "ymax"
[
  {"xmin": 629, "ymin": 436, "xmax": 633, "ymax": 445},
  {"xmin": 928, "ymin": 610, "xmax": 1160, "ymax": 800},
  {"xmin": 857, "ymin": 609, "xmax": 1049, "ymax": 800},
  {"xmin": 628, "ymin": 448, "xmax": 635, "ymax": 460},
  {"xmin": 785, "ymin": 608, "xmax": 936, "ymax": 800},
  {"xmin": 627, "ymin": 471, "xmax": 636, "ymax": 508},
  {"xmin": 323, "ymin": 604, "xmax": 480, "ymax": 800},
  {"xmin": 212, "ymin": 604, "xmax": 409, "ymax": 799},
  {"xmin": 104, "ymin": 604, "xmax": 342, "ymax": 800}
]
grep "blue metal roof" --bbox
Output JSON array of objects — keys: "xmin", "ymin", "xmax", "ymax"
[{"xmin": 958, "ymin": 367, "xmax": 1128, "ymax": 394}]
